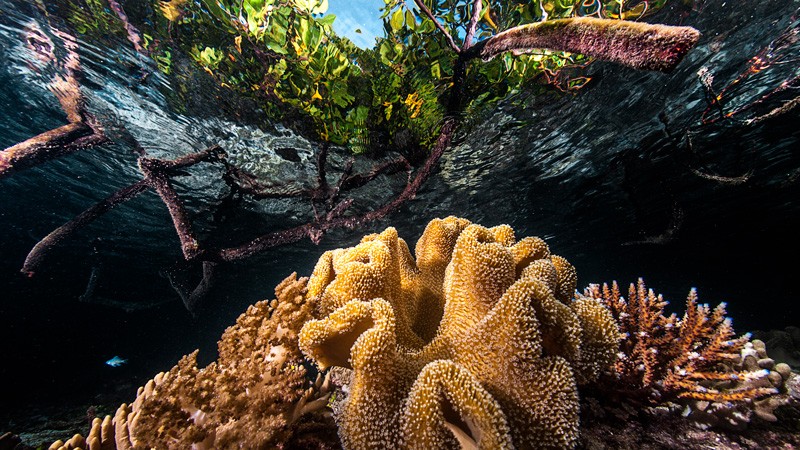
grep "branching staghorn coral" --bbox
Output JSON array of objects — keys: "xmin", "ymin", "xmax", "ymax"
[
  {"xmin": 48, "ymin": 274, "xmax": 336, "ymax": 450},
  {"xmin": 582, "ymin": 279, "xmax": 798, "ymax": 428},
  {"xmin": 299, "ymin": 217, "xmax": 619, "ymax": 449}
]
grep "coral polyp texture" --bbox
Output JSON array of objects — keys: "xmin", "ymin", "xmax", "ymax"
[
  {"xmin": 299, "ymin": 217, "xmax": 619, "ymax": 449},
  {"xmin": 48, "ymin": 274, "xmax": 336, "ymax": 450},
  {"xmin": 582, "ymin": 279, "xmax": 797, "ymax": 428}
]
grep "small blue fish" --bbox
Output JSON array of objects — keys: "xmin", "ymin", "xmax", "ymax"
[{"xmin": 105, "ymin": 356, "xmax": 127, "ymax": 367}]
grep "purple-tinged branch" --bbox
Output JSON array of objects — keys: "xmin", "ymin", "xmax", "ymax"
[
  {"xmin": 222, "ymin": 164, "xmax": 309, "ymax": 199},
  {"xmin": 0, "ymin": 122, "xmax": 108, "ymax": 178},
  {"xmin": 316, "ymin": 143, "xmax": 329, "ymax": 191},
  {"xmin": 141, "ymin": 145, "xmax": 226, "ymax": 171},
  {"xmin": 145, "ymin": 171, "xmax": 201, "ymax": 259},
  {"xmin": 136, "ymin": 146, "xmax": 227, "ymax": 260},
  {"xmin": 165, "ymin": 261, "xmax": 217, "ymax": 314},
  {"xmin": 462, "ymin": 0, "xmax": 483, "ymax": 51},
  {"xmin": 340, "ymin": 157, "xmax": 411, "ymax": 192},
  {"xmin": 21, "ymin": 146, "xmax": 225, "ymax": 276},
  {"xmin": 465, "ymin": 17, "xmax": 701, "ymax": 72}
]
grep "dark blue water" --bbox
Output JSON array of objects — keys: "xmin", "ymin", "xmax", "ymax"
[{"xmin": 0, "ymin": 0, "xmax": 798, "ymax": 443}]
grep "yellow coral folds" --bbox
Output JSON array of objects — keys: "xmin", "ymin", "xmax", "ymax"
[
  {"xmin": 403, "ymin": 360, "xmax": 513, "ymax": 450},
  {"xmin": 299, "ymin": 216, "xmax": 619, "ymax": 449}
]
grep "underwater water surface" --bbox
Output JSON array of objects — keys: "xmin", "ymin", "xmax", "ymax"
[{"xmin": 0, "ymin": 0, "xmax": 799, "ymax": 447}]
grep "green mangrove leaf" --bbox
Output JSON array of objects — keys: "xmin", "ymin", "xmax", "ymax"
[
  {"xmin": 390, "ymin": 8, "xmax": 404, "ymax": 32},
  {"xmin": 318, "ymin": 14, "xmax": 336, "ymax": 26},
  {"xmin": 430, "ymin": 60, "xmax": 441, "ymax": 79},
  {"xmin": 405, "ymin": 9, "xmax": 416, "ymax": 30},
  {"xmin": 134, "ymin": 0, "xmax": 676, "ymax": 153}
]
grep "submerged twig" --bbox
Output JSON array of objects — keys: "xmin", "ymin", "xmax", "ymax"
[
  {"xmin": 22, "ymin": 180, "xmax": 149, "ymax": 276},
  {"xmin": 22, "ymin": 146, "xmax": 225, "ymax": 276},
  {"xmin": 0, "ymin": 122, "xmax": 107, "ymax": 177},
  {"xmin": 746, "ymin": 93, "xmax": 800, "ymax": 125},
  {"xmin": 623, "ymin": 202, "xmax": 684, "ymax": 246},
  {"xmin": 340, "ymin": 157, "xmax": 412, "ymax": 192},
  {"xmin": 142, "ymin": 167, "xmax": 202, "ymax": 259},
  {"xmin": 689, "ymin": 167, "xmax": 752, "ymax": 184},
  {"xmin": 165, "ymin": 260, "xmax": 218, "ymax": 314},
  {"xmin": 684, "ymin": 133, "xmax": 752, "ymax": 185},
  {"xmin": 215, "ymin": 117, "xmax": 457, "ymax": 261},
  {"xmin": 316, "ymin": 143, "xmax": 329, "ymax": 192},
  {"xmin": 700, "ymin": 19, "xmax": 799, "ymax": 124},
  {"xmin": 137, "ymin": 146, "xmax": 227, "ymax": 260}
]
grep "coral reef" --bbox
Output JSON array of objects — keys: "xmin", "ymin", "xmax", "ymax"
[
  {"xmin": 299, "ymin": 217, "xmax": 619, "ymax": 449},
  {"xmin": 582, "ymin": 279, "xmax": 798, "ymax": 428},
  {"xmin": 37, "ymin": 220, "xmax": 800, "ymax": 449},
  {"xmin": 47, "ymin": 274, "xmax": 336, "ymax": 450},
  {"xmin": 45, "ymin": 217, "xmax": 619, "ymax": 450}
]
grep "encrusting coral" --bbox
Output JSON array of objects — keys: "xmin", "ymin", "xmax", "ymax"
[
  {"xmin": 48, "ymin": 274, "xmax": 336, "ymax": 450},
  {"xmin": 581, "ymin": 279, "xmax": 798, "ymax": 428},
  {"xmin": 299, "ymin": 217, "xmax": 619, "ymax": 449}
]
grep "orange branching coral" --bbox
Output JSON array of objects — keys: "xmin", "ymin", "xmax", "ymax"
[
  {"xmin": 582, "ymin": 279, "xmax": 777, "ymax": 404},
  {"xmin": 299, "ymin": 217, "xmax": 619, "ymax": 449},
  {"xmin": 48, "ymin": 274, "xmax": 336, "ymax": 450}
]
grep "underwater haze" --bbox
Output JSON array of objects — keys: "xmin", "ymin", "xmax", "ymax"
[{"xmin": 1, "ymin": 0, "xmax": 799, "ymax": 448}]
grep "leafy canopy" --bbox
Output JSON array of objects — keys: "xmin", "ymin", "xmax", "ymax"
[{"xmin": 71, "ymin": 0, "xmax": 668, "ymax": 153}]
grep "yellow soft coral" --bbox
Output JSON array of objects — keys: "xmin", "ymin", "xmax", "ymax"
[{"xmin": 299, "ymin": 216, "xmax": 619, "ymax": 449}]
